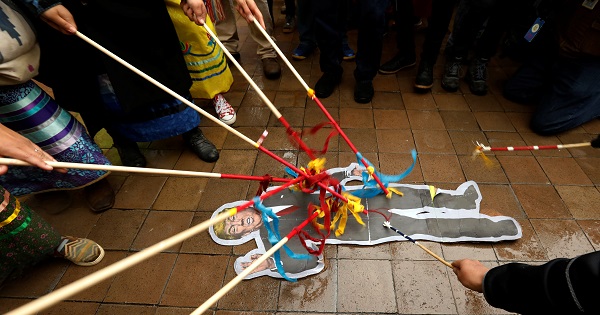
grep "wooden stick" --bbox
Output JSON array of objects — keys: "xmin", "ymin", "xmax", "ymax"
[
  {"xmin": 250, "ymin": 19, "xmax": 391, "ymax": 197},
  {"xmin": 191, "ymin": 236, "xmax": 290, "ymax": 315},
  {"xmin": 202, "ymin": 26, "xmax": 283, "ymax": 119},
  {"xmin": 383, "ymin": 221, "xmax": 452, "ymax": 268},
  {"xmin": 191, "ymin": 209, "xmax": 320, "ymax": 314},
  {"xmin": 0, "ymin": 158, "xmax": 290, "ymax": 182},
  {"xmin": 251, "ymin": 19, "xmax": 310, "ymax": 92},
  {"xmin": 6, "ymin": 209, "xmax": 237, "ymax": 315},
  {"xmin": 476, "ymin": 141, "xmax": 592, "ymax": 152},
  {"xmin": 75, "ymin": 31, "xmax": 258, "ymax": 147}
]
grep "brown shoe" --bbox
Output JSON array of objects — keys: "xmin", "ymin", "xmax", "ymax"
[
  {"xmin": 262, "ymin": 58, "xmax": 281, "ymax": 80},
  {"xmin": 32, "ymin": 191, "xmax": 73, "ymax": 214},
  {"xmin": 84, "ymin": 178, "xmax": 115, "ymax": 213}
]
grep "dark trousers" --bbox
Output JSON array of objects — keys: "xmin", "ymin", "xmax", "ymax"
[
  {"xmin": 394, "ymin": 0, "xmax": 456, "ymax": 64},
  {"xmin": 504, "ymin": 54, "xmax": 600, "ymax": 135},
  {"xmin": 446, "ymin": 0, "xmax": 506, "ymax": 59},
  {"xmin": 312, "ymin": 0, "xmax": 388, "ymax": 81}
]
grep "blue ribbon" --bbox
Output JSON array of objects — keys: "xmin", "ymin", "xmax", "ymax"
[
  {"xmin": 351, "ymin": 150, "xmax": 417, "ymax": 197},
  {"xmin": 253, "ymin": 197, "xmax": 310, "ymax": 281}
]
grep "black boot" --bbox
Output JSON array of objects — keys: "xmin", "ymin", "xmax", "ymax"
[
  {"xmin": 314, "ymin": 71, "xmax": 342, "ymax": 98},
  {"xmin": 441, "ymin": 56, "xmax": 462, "ymax": 92},
  {"xmin": 466, "ymin": 57, "xmax": 489, "ymax": 96},
  {"xmin": 414, "ymin": 59, "xmax": 434, "ymax": 91},
  {"xmin": 114, "ymin": 140, "xmax": 146, "ymax": 167},
  {"xmin": 183, "ymin": 128, "xmax": 219, "ymax": 163}
]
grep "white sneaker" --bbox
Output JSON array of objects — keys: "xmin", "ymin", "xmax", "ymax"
[{"xmin": 213, "ymin": 94, "xmax": 236, "ymax": 125}]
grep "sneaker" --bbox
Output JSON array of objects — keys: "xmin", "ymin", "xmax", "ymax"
[
  {"xmin": 442, "ymin": 56, "xmax": 462, "ymax": 92},
  {"xmin": 262, "ymin": 58, "xmax": 281, "ymax": 79},
  {"xmin": 354, "ymin": 80, "xmax": 374, "ymax": 103},
  {"xmin": 466, "ymin": 57, "xmax": 489, "ymax": 95},
  {"xmin": 183, "ymin": 128, "xmax": 219, "ymax": 162},
  {"xmin": 213, "ymin": 94, "xmax": 236, "ymax": 125},
  {"xmin": 378, "ymin": 53, "xmax": 416, "ymax": 74},
  {"xmin": 292, "ymin": 43, "xmax": 315, "ymax": 60},
  {"xmin": 414, "ymin": 59, "xmax": 434, "ymax": 91},
  {"xmin": 342, "ymin": 44, "xmax": 355, "ymax": 61},
  {"xmin": 314, "ymin": 71, "xmax": 342, "ymax": 98},
  {"xmin": 283, "ymin": 16, "xmax": 295, "ymax": 33},
  {"xmin": 57, "ymin": 236, "xmax": 105, "ymax": 266}
]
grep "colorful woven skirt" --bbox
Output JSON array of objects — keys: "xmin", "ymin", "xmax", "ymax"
[
  {"xmin": 0, "ymin": 81, "xmax": 110, "ymax": 195},
  {"xmin": 165, "ymin": 0, "xmax": 233, "ymax": 99},
  {"xmin": 0, "ymin": 185, "xmax": 61, "ymax": 285}
]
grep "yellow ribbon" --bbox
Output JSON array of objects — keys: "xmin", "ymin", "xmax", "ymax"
[{"xmin": 0, "ymin": 199, "xmax": 21, "ymax": 228}]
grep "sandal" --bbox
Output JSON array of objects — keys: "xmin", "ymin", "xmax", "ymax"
[{"xmin": 57, "ymin": 236, "xmax": 105, "ymax": 266}]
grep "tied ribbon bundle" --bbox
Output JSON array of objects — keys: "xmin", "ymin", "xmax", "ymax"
[{"xmin": 253, "ymin": 197, "xmax": 309, "ymax": 282}]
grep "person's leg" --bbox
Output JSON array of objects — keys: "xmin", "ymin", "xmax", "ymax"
[
  {"xmin": 313, "ymin": 0, "xmax": 345, "ymax": 98},
  {"xmin": 530, "ymin": 57, "xmax": 600, "ymax": 135},
  {"xmin": 249, "ymin": 0, "xmax": 282, "ymax": 79},
  {"xmin": 283, "ymin": 0, "xmax": 296, "ymax": 33},
  {"xmin": 503, "ymin": 58, "xmax": 549, "ymax": 105},
  {"xmin": 442, "ymin": 0, "xmax": 495, "ymax": 92},
  {"xmin": 0, "ymin": 186, "xmax": 104, "ymax": 285},
  {"xmin": 415, "ymin": 0, "xmax": 457, "ymax": 90},
  {"xmin": 292, "ymin": 0, "xmax": 317, "ymax": 60},
  {"xmin": 353, "ymin": 0, "xmax": 388, "ymax": 103},
  {"xmin": 215, "ymin": 0, "xmax": 240, "ymax": 61},
  {"xmin": 379, "ymin": 0, "xmax": 417, "ymax": 75}
]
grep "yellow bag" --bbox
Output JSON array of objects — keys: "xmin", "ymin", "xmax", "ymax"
[{"xmin": 165, "ymin": 0, "xmax": 233, "ymax": 99}]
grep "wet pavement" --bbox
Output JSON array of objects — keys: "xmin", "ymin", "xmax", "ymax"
[{"xmin": 2, "ymin": 2, "xmax": 600, "ymax": 314}]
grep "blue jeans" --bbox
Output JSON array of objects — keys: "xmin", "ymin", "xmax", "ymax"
[
  {"xmin": 312, "ymin": 0, "xmax": 387, "ymax": 81},
  {"xmin": 504, "ymin": 55, "xmax": 600, "ymax": 135}
]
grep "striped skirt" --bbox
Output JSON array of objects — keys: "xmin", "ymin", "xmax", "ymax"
[
  {"xmin": 0, "ymin": 81, "xmax": 110, "ymax": 196},
  {"xmin": 0, "ymin": 185, "xmax": 61, "ymax": 284}
]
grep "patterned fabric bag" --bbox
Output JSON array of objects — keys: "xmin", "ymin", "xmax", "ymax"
[{"xmin": 0, "ymin": 0, "xmax": 40, "ymax": 85}]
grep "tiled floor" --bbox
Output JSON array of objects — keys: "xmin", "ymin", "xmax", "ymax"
[{"xmin": 3, "ymin": 2, "xmax": 600, "ymax": 315}]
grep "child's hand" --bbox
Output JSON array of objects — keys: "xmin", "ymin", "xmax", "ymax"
[{"xmin": 235, "ymin": 0, "xmax": 265, "ymax": 29}]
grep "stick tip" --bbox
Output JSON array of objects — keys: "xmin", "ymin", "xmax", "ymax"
[{"xmin": 383, "ymin": 221, "xmax": 391, "ymax": 228}]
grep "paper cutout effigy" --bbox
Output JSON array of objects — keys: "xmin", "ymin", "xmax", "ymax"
[{"xmin": 209, "ymin": 163, "xmax": 522, "ymax": 280}]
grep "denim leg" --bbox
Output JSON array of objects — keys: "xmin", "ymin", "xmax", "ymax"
[
  {"xmin": 284, "ymin": 0, "xmax": 296, "ymax": 17},
  {"xmin": 297, "ymin": 0, "xmax": 316, "ymax": 47},
  {"xmin": 530, "ymin": 57, "xmax": 600, "ymax": 135},
  {"xmin": 420, "ymin": 0, "xmax": 456, "ymax": 64},
  {"xmin": 503, "ymin": 54, "xmax": 551, "ymax": 105},
  {"xmin": 354, "ymin": 0, "xmax": 388, "ymax": 81},
  {"xmin": 313, "ymin": 0, "xmax": 345, "ymax": 75},
  {"xmin": 447, "ymin": 0, "xmax": 498, "ymax": 58},
  {"xmin": 394, "ymin": 0, "xmax": 416, "ymax": 58}
]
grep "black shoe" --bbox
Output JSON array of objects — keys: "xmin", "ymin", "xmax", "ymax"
[
  {"xmin": 228, "ymin": 52, "xmax": 241, "ymax": 65},
  {"xmin": 466, "ymin": 57, "xmax": 489, "ymax": 96},
  {"xmin": 414, "ymin": 60, "xmax": 434, "ymax": 91},
  {"xmin": 354, "ymin": 80, "xmax": 374, "ymax": 103},
  {"xmin": 114, "ymin": 141, "xmax": 146, "ymax": 167},
  {"xmin": 314, "ymin": 71, "xmax": 342, "ymax": 98},
  {"xmin": 183, "ymin": 128, "xmax": 219, "ymax": 163},
  {"xmin": 378, "ymin": 54, "xmax": 416, "ymax": 74},
  {"xmin": 442, "ymin": 56, "xmax": 462, "ymax": 92},
  {"xmin": 84, "ymin": 178, "xmax": 115, "ymax": 213}
]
